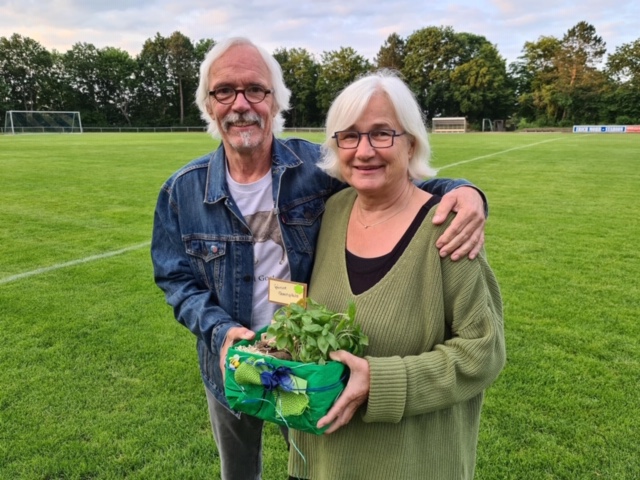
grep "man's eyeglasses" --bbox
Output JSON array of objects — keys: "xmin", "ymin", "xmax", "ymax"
[
  {"xmin": 332, "ymin": 129, "xmax": 406, "ymax": 149},
  {"xmin": 208, "ymin": 86, "xmax": 272, "ymax": 105}
]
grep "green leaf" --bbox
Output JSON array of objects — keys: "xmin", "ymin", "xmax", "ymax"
[
  {"xmin": 327, "ymin": 335, "xmax": 340, "ymax": 351},
  {"xmin": 347, "ymin": 301, "xmax": 356, "ymax": 321},
  {"xmin": 317, "ymin": 335, "xmax": 329, "ymax": 355},
  {"xmin": 276, "ymin": 336, "xmax": 289, "ymax": 351},
  {"xmin": 302, "ymin": 323, "xmax": 323, "ymax": 333}
]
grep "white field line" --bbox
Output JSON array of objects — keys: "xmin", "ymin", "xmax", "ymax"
[
  {"xmin": 437, "ymin": 136, "xmax": 566, "ymax": 171},
  {"xmin": 0, "ymin": 241, "xmax": 151, "ymax": 285},
  {"xmin": 1, "ymin": 137, "xmax": 565, "ymax": 286}
]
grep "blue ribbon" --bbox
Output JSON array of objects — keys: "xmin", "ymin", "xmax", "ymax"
[{"xmin": 260, "ymin": 366, "xmax": 295, "ymax": 392}]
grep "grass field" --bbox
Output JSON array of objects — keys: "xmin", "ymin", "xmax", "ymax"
[{"xmin": 1, "ymin": 131, "xmax": 639, "ymax": 479}]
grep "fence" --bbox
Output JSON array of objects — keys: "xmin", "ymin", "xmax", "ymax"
[{"xmin": 1, "ymin": 126, "xmax": 326, "ymax": 134}]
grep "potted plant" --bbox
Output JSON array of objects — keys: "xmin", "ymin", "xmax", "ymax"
[{"xmin": 224, "ymin": 299, "xmax": 368, "ymax": 434}]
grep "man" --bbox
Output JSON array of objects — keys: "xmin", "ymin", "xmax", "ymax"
[{"xmin": 151, "ymin": 37, "xmax": 487, "ymax": 480}]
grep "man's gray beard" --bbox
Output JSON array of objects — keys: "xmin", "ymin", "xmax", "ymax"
[
  {"xmin": 222, "ymin": 112, "xmax": 265, "ymax": 151},
  {"xmin": 237, "ymin": 131, "xmax": 255, "ymax": 150}
]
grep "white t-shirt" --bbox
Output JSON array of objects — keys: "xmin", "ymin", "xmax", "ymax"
[{"xmin": 226, "ymin": 168, "xmax": 291, "ymax": 331}]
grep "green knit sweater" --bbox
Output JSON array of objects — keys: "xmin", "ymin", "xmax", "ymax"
[{"xmin": 288, "ymin": 188, "xmax": 506, "ymax": 480}]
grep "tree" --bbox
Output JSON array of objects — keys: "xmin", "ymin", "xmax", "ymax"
[
  {"xmin": 2, "ymin": 26, "xmax": 630, "ymax": 129},
  {"xmin": 44, "ymin": 51, "xmax": 69, "ymax": 112},
  {"xmin": 135, "ymin": 33, "xmax": 174, "ymax": 126},
  {"xmin": 512, "ymin": 36, "xmax": 562, "ymax": 124},
  {"xmin": 96, "ymin": 47, "xmax": 138, "ymax": 125},
  {"xmin": 59, "ymin": 43, "xmax": 138, "ymax": 126},
  {"xmin": 375, "ymin": 33, "xmax": 406, "ymax": 70},
  {"xmin": 0, "ymin": 74, "xmax": 9, "ymax": 115},
  {"xmin": 512, "ymin": 22, "xmax": 608, "ymax": 125},
  {"xmin": 554, "ymin": 21, "xmax": 607, "ymax": 123},
  {"xmin": 166, "ymin": 31, "xmax": 196, "ymax": 125},
  {"xmin": 194, "ymin": 39, "xmax": 216, "ymax": 65},
  {"xmin": 273, "ymin": 47, "xmax": 321, "ymax": 127},
  {"xmin": 61, "ymin": 42, "xmax": 101, "ymax": 114},
  {"xmin": 450, "ymin": 42, "xmax": 515, "ymax": 124},
  {"xmin": 402, "ymin": 26, "xmax": 463, "ymax": 120},
  {"xmin": 607, "ymin": 38, "xmax": 640, "ymax": 86},
  {"xmin": 402, "ymin": 26, "xmax": 515, "ymax": 125},
  {"xmin": 606, "ymin": 39, "xmax": 640, "ymax": 122},
  {"xmin": 0, "ymin": 34, "xmax": 54, "ymax": 112},
  {"xmin": 134, "ymin": 32, "xmax": 200, "ymax": 126},
  {"xmin": 316, "ymin": 47, "xmax": 371, "ymax": 117}
]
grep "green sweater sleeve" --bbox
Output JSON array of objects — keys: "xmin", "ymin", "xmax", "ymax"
[{"xmin": 363, "ymin": 247, "xmax": 505, "ymax": 422}]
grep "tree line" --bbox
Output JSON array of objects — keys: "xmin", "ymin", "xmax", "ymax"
[{"xmin": 1, "ymin": 22, "xmax": 639, "ymax": 131}]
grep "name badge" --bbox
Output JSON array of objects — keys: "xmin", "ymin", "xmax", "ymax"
[{"xmin": 268, "ymin": 278, "xmax": 307, "ymax": 305}]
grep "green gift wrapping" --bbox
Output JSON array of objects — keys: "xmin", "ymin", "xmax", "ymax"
[{"xmin": 224, "ymin": 329, "xmax": 347, "ymax": 435}]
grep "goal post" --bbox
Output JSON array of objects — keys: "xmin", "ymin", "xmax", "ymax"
[
  {"xmin": 3, "ymin": 110, "xmax": 83, "ymax": 134},
  {"xmin": 431, "ymin": 117, "xmax": 466, "ymax": 134}
]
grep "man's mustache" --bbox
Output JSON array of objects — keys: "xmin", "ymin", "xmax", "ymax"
[{"xmin": 221, "ymin": 112, "xmax": 264, "ymax": 131}]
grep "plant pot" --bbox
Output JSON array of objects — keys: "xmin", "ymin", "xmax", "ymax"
[{"xmin": 224, "ymin": 328, "xmax": 347, "ymax": 435}]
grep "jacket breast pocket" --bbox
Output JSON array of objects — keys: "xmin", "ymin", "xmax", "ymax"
[
  {"xmin": 279, "ymin": 197, "xmax": 325, "ymax": 253},
  {"xmin": 184, "ymin": 236, "xmax": 227, "ymax": 295}
]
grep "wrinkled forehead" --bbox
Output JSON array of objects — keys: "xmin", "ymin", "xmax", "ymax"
[{"xmin": 209, "ymin": 45, "xmax": 272, "ymax": 88}]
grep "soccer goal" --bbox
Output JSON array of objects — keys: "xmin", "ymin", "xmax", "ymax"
[
  {"xmin": 482, "ymin": 118, "xmax": 493, "ymax": 132},
  {"xmin": 431, "ymin": 117, "xmax": 466, "ymax": 134},
  {"xmin": 3, "ymin": 110, "xmax": 83, "ymax": 134}
]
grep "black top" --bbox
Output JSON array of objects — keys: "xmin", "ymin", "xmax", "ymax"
[{"xmin": 346, "ymin": 195, "xmax": 442, "ymax": 295}]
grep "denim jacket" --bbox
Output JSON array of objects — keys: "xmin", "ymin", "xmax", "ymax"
[{"xmin": 151, "ymin": 136, "xmax": 475, "ymax": 407}]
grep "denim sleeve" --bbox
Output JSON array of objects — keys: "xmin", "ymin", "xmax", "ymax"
[
  {"xmin": 150, "ymin": 186, "xmax": 239, "ymax": 355},
  {"xmin": 417, "ymin": 178, "xmax": 489, "ymax": 217}
]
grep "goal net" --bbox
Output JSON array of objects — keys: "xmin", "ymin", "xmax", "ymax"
[
  {"xmin": 431, "ymin": 117, "xmax": 466, "ymax": 134},
  {"xmin": 4, "ymin": 110, "xmax": 83, "ymax": 134}
]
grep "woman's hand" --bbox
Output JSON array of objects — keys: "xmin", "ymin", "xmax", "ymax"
[
  {"xmin": 432, "ymin": 186, "xmax": 486, "ymax": 261},
  {"xmin": 317, "ymin": 350, "xmax": 370, "ymax": 434}
]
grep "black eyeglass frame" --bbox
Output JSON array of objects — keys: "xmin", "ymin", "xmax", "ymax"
[
  {"xmin": 208, "ymin": 86, "xmax": 272, "ymax": 105},
  {"xmin": 332, "ymin": 129, "xmax": 407, "ymax": 149}
]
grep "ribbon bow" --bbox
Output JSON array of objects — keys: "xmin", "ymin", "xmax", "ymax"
[
  {"xmin": 234, "ymin": 358, "xmax": 309, "ymax": 417},
  {"xmin": 260, "ymin": 366, "xmax": 295, "ymax": 391}
]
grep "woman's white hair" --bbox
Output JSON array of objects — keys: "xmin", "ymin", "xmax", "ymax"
[
  {"xmin": 195, "ymin": 37, "xmax": 291, "ymax": 138},
  {"xmin": 318, "ymin": 69, "xmax": 437, "ymax": 181}
]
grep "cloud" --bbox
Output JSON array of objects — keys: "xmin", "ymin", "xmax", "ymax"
[{"xmin": 1, "ymin": 0, "xmax": 638, "ymax": 64}]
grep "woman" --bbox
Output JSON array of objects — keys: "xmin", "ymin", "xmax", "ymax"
[{"xmin": 288, "ymin": 70, "xmax": 506, "ymax": 480}]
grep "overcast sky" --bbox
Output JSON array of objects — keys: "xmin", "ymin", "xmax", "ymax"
[{"xmin": 1, "ymin": 0, "xmax": 638, "ymax": 65}]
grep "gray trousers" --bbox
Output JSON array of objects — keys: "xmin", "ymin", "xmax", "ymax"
[{"xmin": 205, "ymin": 385, "xmax": 289, "ymax": 480}]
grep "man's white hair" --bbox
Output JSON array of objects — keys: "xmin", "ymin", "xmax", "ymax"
[{"xmin": 195, "ymin": 37, "xmax": 291, "ymax": 138}]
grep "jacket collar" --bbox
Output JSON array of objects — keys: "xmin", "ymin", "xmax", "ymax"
[{"xmin": 205, "ymin": 136, "xmax": 303, "ymax": 203}]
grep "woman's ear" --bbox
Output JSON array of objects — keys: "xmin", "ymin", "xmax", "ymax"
[{"xmin": 408, "ymin": 135, "xmax": 416, "ymax": 158}]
